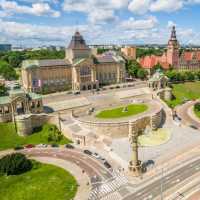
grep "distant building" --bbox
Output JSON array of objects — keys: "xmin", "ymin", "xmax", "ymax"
[
  {"xmin": 0, "ymin": 44, "xmax": 12, "ymax": 52},
  {"xmin": 121, "ymin": 46, "xmax": 136, "ymax": 60},
  {"xmin": 139, "ymin": 26, "xmax": 200, "ymax": 72},
  {"xmin": 21, "ymin": 31, "xmax": 126, "ymax": 93}
]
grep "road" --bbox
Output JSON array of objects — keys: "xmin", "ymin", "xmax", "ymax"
[
  {"xmin": 123, "ymin": 158, "xmax": 200, "ymax": 200},
  {"xmin": 176, "ymin": 101, "xmax": 200, "ymax": 129},
  {"xmin": 21, "ymin": 148, "xmax": 113, "ymax": 186}
]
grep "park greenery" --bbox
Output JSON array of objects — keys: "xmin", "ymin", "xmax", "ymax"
[
  {"xmin": 96, "ymin": 104, "xmax": 148, "ymax": 119},
  {"xmin": 194, "ymin": 103, "xmax": 200, "ymax": 119},
  {"xmin": 0, "ymin": 153, "xmax": 32, "ymax": 176},
  {"xmin": 0, "ymin": 160, "xmax": 77, "ymax": 200},
  {"xmin": 165, "ymin": 70, "xmax": 200, "ymax": 82},
  {"xmin": 126, "ymin": 60, "xmax": 148, "ymax": 80},
  {"xmin": 166, "ymin": 82, "xmax": 200, "ymax": 108},
  {"xmin": 0, "ymin": 84, "xmax": 7, "ymax": 96},
  {"xmin": 136, "ymin": 47, "xmax": 164, "ymax": 58},
  {"xmin": 0, "ymin": 123, "xmax": 71, "ymax": 150}
]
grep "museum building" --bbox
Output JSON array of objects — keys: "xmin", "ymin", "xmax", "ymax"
[{"xmin": 21, "ymin": 31, "xmax": 126, "ymax": 93}]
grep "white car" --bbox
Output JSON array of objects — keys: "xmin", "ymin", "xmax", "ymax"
[
  {"xmin": 92, "ymin": 152, "xmax": 101, "ymax": 159},
  {"xmin": 36, "ymin": 144, "xmax": 48, "ymax": 148}
]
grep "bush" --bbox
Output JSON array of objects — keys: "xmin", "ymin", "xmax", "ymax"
[
  {"xmin": 194, "ymin": 103, "xmax": 200, "ymax": 111},
  {"xmin": 0, "ymin": 153, "xmax": 32, "ymax": 175}
]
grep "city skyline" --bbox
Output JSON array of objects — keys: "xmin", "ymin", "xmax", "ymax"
[{"xmin": 0, "ymin": 0, "xmax": 200, "ymax": 47}]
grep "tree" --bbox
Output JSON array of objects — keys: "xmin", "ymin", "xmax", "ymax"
[
  {"xmin": 137, "ymin": 68, "xmax": 148, "ymax": 80},
  {"xmin": 0, "ymin": 153, "xmax": 32, "ymax": 175},
  {"xmin": 126, "ymin": 60, "xmax": 141, "ymax": 77},
  {"xmin": 0, "ymin": 84, "xmax": 7, "ymax": 96},
  {"xmin": 0, "ymin": 61, "xmax": 18, "ymax": 80},
  {"xmin": 153, "ymin": 63, "xmax": 163, "ymax": 72}
]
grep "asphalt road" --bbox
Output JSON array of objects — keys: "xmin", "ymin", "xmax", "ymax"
[
  {"xmin": 21, "ymin": 148, "xmax": 113, "ymax": 187},
  {"xmin": 123, "ymin": 158, "xmax": 200, "ymax": 200},
  {"xmin": 176, "ymin": 101, "xmax": 200, "ymax": 129}
]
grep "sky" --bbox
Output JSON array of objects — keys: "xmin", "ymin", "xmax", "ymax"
[{"xmin": 0, "ymin": 0, "xmax": 200, "ymax": 47}]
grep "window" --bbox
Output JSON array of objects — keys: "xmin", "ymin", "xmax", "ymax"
[{"xmin": 80, "ymin": 66, "xmax": 91, "ymax": 76}]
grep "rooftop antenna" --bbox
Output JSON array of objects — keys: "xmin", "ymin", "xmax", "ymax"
[{"xmin": 75, "ymin": 20, "xmax": 79, "ymax": 33}]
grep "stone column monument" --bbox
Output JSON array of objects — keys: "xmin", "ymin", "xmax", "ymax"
[{"xmin": 128, "ymin": 121, "xmax": 142, "ymax": 177}]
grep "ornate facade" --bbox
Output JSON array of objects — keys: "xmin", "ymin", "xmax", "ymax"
[
  {"xmin": 139, "ymin": 26, "xmax": 200, "ymax": 72},
  {"xmin": 21, "ymin": 32, "xmax": 126, "ymax": 93},
  {"xmin": 0, "ymin": 88, "xmax": 43, "ymax": 123}
]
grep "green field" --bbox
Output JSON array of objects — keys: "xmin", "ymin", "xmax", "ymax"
[
  {"xmin": 0, "ymin": 123, "xmax": 71, "ymax": 150},
  {"xmin": 0, "ymin": 161, "xmax": 77, "ymax": 200},
  {"xmin": 96, "ymin": 104, "xmax": 148, "ymax": 119},
  {"xmin": 166, "ymin": 81, "xmax": 200, "ymax": 108}
]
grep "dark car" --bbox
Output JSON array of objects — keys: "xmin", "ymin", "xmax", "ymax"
[
  {"xmin": 51, "ymin": 143, "xmax": 59, "ymax": 148},
  {"xmin": 189, "ymin": 125, "xmax": 198, "ymax": 130},
  {"xmin": 65, "ymin": 144, "xmax": 75, "ymax": 149},
  {"xmin": 25, "ymin": 144, "xmax": 35, "ymax": 149},
  {"xmin": 104, "ymin": 161, "xmax": 112, "ymax": 169},
  {"xmin": 83, "ymin": 149, "xmax": 92, "ymax": 155},
  {"xmin": 14, "ymin": 145, "xmax": 24, "ymax": 150}
]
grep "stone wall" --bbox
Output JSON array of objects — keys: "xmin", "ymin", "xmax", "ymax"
[
  {"xmin": 15, "ymin": 113, "xmax": 58, "ymax": 136},
  {"xmin": 72, "ymin": 107, "xmax": 164, "ymax": 138}
]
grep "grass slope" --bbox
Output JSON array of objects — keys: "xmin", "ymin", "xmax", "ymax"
[
  {"xmin": 166, "ymin": 81, "xmax": 200, "ymax": 108},
  {"xmin": 0, "ymin": 162, "xmax": 77, "ymax": 200},
  {"xmin": 96, "ymin": 104, "xmax": 148, "ymax": 119},
  {"xmin": 0, "ymin": 123, "xmax": 71, "ymax": 150}
]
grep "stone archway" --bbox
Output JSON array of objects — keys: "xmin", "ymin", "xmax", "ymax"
[{"xmin": 11, "ymin": 96, "xmax": 28, "ymax": 115}]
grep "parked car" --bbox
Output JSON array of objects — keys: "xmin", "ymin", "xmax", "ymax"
[
  {"xmin": 189, "ymin": 124, "xmax": 198, "ymax": 130},
  {"xmin": 14, "ymin": 145, "xmax": 24, "ymax": 150},
  {"xmin": 83, "ymin": 149, "xmax": 92, "ymax": 155},
  {"xmin": 92, "ymin": 152, "xmax": 101, "ymax": 159},
  {"xmin": 104, "ymin": 161, "xmax": 112, "ymax": 169},
  {"xmin": 36, "ymin": 144, "xmax": 48, "ymax": 148},
  {"xmin": 25, "ymin": 144, "xmax": 35, "ymax": 149},
  {"xmin": 65, "ymin": 144, "xmax": 75, "ymax": 149},
  {"xmin": 51, "ymin": 143, "xmax": 59, "ymax": 148}
]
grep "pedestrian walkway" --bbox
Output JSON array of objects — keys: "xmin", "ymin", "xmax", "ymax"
[{"xmin": 88, "ymin": 171, "xmax": 128, "ymax": 200}]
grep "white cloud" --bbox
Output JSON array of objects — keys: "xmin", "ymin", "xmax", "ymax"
[
  {"xmin": 128, "ymin": 0, "xmax": 152, "ymax": 15},
  {"xmin": 167, "ymin": 21, "xmax": 176, "ymax": 28},
  {"xmin": 120, "ymin": 16, "xmax": 158, "ymax": 30},
  {"xmin": 63, "ymin": 0, "xmax": 128, "ymax": 23},
  {"xmin": 0, "ymin": 0, "xmax": 60, "ymax": 17},
  {"xmin": 150, "ymin": 0, "xmax": 183, "ymax": 12}
]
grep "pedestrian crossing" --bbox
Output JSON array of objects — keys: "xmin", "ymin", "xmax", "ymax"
[{"xmin": 88, "ymin": 171, "xmax": 128, "ymax": 200}]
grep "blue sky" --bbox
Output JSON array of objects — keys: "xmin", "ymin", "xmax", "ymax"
[{"xmin": 0, "ymin": 0, "xmax": 200, "ymax": 47}]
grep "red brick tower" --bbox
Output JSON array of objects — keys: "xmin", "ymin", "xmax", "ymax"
[{"xmin": 167, "ymin": 26, "xmax": 179, "ymax": 68}]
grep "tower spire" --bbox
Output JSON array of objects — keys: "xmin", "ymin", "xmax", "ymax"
[{"xmin": 170, "ymin": 26, "xmax": 177, "ymax": 41}]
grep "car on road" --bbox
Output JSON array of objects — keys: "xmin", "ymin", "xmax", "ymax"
[
  {"xmin": 189, "ymin": 124, "xmax": 198, "ymax": 129},
  {"xmin": 83, "ymin": 149, "xmax": 92, "ymax": 155},
  {"xmin": 14, "ymin": 145, "xmax": 24, "ymax": 150},
  {"xmin": 51, "ymin": 143, "xmax": 59, "ymax": 148},
  {"xmin": 103, "ymin": 161, "xmax": 112, "ymax": 169},
  {"xmin": 92, "ymin": 152, "xmax": 101, "ymax": 159},
  {"xmin": 65, "ymin": 144, "xmax": 75, "ymax": 149},
  {"xmin": 36, "ymin": 144, "xmax": 48, "ymax": 148},
  {"xmin": 25, "ymin": 144, "xmax": 35, "ymax": 149}
]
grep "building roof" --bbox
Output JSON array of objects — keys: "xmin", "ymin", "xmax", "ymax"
[
  {"xmin": 68, "ymin": 31, "xmax": 90, "ymax": 50},
  {"xmin": 95, "ymin": 51, "xmax": 124, "ymax": 64},
  {"xmin": 182, "ymin": 51, "xmax": 200, "ymax": 61},
  {"xmin": 139, "ymin": 55, "xmax": 170, "ymax": 70},
  {"xmin": 0, "ymin": 89, "xmax": 41, "ymax": 106},
  {"xmin": 22, "ymin": 59, "xmax": 71, "ymax": 69}
]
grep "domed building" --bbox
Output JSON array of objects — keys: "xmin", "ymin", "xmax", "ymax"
[{"xmin": 21, "ymin": 31, "xmax": 126, "ymax": 93}]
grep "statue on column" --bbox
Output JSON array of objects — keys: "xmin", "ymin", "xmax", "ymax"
[{"xmin": 128, "ymin": 121, "xmax": 142, "ymax": 177}]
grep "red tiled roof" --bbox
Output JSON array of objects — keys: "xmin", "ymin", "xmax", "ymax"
[
  {"xmin": 182, "ymin": 51, "xmax": 200, "ymax": 61},
  {"xmin": 139, "ymin": 55, "xmax": 170, "ymax": 69}
]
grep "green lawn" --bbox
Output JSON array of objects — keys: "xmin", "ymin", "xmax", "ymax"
[
  {"xmin": 0, "ymin": 161, "xmax": 77, "ymax": 200},
  {"xmin": 166, "ymin": 81, "xmax": 200, "ymax": 108},
  {"xmin": 96, "ymin": 104, "xmax": 148, "ymax": 119},
  {"xmin": 0, "ymin": 123, "xmax": 71, "ymax": 151}
]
